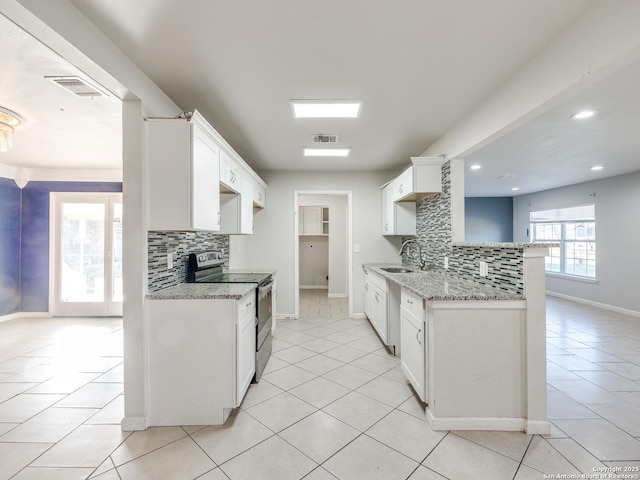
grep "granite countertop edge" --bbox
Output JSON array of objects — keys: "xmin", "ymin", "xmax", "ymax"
[
  {"xmin": 146, "ymin": 283, "xmax": 257, "ymax": 300},
  {"xmin": 362, "ymin": 263, "xmax": 525, "ymax": 302},
  {"xmin": 452, "ymin": 242, "xmax": 559, "ymax": 248}
]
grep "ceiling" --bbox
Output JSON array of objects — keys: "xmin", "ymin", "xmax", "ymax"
[
  {"xmin": 3, "ymin": 0, "xmax": 640, "ymax": 196},
  {"xmin": 0, "ymin": 13, "xmax": 121, "ymax": 172}
]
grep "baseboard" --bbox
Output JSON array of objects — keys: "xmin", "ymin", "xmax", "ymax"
[
  {"xmin": 121, "ymin": 416, "xmax": 147, "ymax": 431},
  {"xmin": 276, "ymin": 313, "xmax": 295, "ymax": 320},
  {"xmin": 426, "ymin": 408, "xmax": 526, "ymax": 431},
  {"xmin": 0, "ymin": 311, "xmax": 51, "ymax": 323},
  {"xmin": 327, "ymin": 293, "xmax": 348, "ymax": 298},
  {"xmin": 526, "ymin": 420, "xmax": 551, "ymax": 435},
  {"xmin": 351, "ymin": 313, "xmax": 366, "ymax": 319},
  {"xmin": 300, "ymin": 285, "xmax": 328, "ymax": 290},
  {"xmin": 547, "ymin": 291, "xmax": 640, "ymax": 317}
]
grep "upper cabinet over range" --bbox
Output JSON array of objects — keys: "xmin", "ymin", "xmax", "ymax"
[{"xmin": 146, "ymin": 110, "xmax": 267, "ymax": 233}]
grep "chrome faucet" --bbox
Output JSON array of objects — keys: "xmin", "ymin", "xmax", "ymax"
[{"xmin": 399, "ymin": 239, "xmax": 426, "ymax": 270}]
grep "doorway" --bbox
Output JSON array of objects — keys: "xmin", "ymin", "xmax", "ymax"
[
  {"xmin": 50, "ymin": 192, "xmax": 123, "ymax": 316},
  {"xmin": 294, "ymin": 191, "xmax": 353, "ymax": 319}
]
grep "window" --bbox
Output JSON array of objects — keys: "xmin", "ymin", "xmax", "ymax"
[{"xmin": 530, "ymin": 205, "xmax": 596, "ymax": 279}]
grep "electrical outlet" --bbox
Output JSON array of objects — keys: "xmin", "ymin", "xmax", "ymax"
[
  {"xmin": 479, "ymin": 260, "xmax": 488, "ymax": 277},
  {"xmin": 167, "ymin": 253, "xmax": 174, "ymax": 270},
  {"xmin": 354, "ymin": 244, "xmax": 360, "ymax": 253},
  {"xmin": 444, "ymin": 256, "xmax": 449, "ymax": 270}
]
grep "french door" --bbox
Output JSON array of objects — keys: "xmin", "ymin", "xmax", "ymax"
[{"xmin": 51, "ymin": 192, "xmax": 123, "ymax": 316}]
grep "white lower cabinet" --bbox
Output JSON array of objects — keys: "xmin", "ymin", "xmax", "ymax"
[
  {"xmin": 363, "ymin": 267, "xmax": 389, "ymax": 345},
  {"xmin": 147, "ymin": 290, "xmax": 256, "ymax": 426},
  {"xmin": 400, "ymin": 288, "xmax": 427, "ymax": 402}
]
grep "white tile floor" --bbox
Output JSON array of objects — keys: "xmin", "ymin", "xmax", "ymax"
[{"xmin": 1, "ymin": 293, "xmax": 639, "ymax": 479}]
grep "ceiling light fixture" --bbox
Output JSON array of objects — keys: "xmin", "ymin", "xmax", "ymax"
[
  {"xmin": 570, "ymin": 110, "xmax": 596, "ymax": 120},
  {"xmin": 469, "ymin": 164, "xmax": 482, "ymax": 170},
  {"xmin": 0, "ymin": 106, "xmax": 24, "ymax": 153},
  {"xmin": 303, "ymin": 148, "xmax": 351, "ymax": 157},
  {"xmin": 511, "ymin": 187, "xmax": 520, "ymax": 191},
  {"xmin": 292, "ymin": 100, "xmax": 361, "ymax": 118},
  {"xmin": 590, "ymin": 165, "xmax": 604, "ymax": 171}
]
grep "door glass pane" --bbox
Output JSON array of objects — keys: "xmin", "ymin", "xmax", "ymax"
[
  {"xmin": 60, "ymin": 203, "xmax": 105, "ymax": 302},
  {"xmin": 112, "ymin": 202, "xmax": 123, "ymax": 302}
]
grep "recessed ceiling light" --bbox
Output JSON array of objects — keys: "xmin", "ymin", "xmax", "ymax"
[
  {"xmin": 469, "ymin": 164, "xmax": 482, "ymax": 170},
  {"xmin": 303, "ymin": 147, "xmax": 351, "ymax": 157},
  {"xmin": 570, "ymin": 110, "xmax": 596, "ymax": 120},
  {"xmin": 590, "ymin": 165, "xmax": 604, "ymax": 171},
  {"xmin": 511, "ymin": 187, "xmax": 520, "ymax": 191},
  {"xmin": 292, "ymin": 100, "xmax": 361, "ymax": 118}
]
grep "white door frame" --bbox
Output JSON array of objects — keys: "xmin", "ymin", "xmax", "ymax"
[
  {"xmin": 294, "ymin": 190, "xmax": 353, "ymax": 319},
  {"xmin": 50, "ymin": 191, "xmax": 123, "ymax": 316}
]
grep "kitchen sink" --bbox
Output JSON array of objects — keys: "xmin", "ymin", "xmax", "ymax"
[{"xmin": 380, "ymin": 267, "xmax": 415, "ymax": 274}]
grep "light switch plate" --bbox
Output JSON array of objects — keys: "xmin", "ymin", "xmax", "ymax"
[{"xmin": 354, "ymin": 244, "xmax": 360, "ymax": 253}]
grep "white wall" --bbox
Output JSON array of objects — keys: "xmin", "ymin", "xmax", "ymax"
[
  {"xmin": 299, "ymin": 194, "xmax": 348, "ymax": 296},
  {"xmin": 513, "ymin": 170, "xmax": 640, "ymax": 315},
  {"xmin": 231, "ymin": 170, "xmax": 403, "ymax": 317},
  {"xmin": 299, "ymin": 237, "xmax": 328, "ymax": 287}
]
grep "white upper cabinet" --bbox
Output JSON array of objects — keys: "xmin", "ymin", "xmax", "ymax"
[
  {"xmin": 382, "ymin": 182, "xmax": 416, "ymax": 236},
  {"xmin": 220, "ymin": 150, "xmax": 242, "ymax": 194},
  {"xmin": 219, "ymin": 170, "xmax": 254, "ymax": 235},
  {"xmin": 253, "ymin": 182, "xmax": 266, "ymax": 208},
  {"xmin": 394, "ymin": 157, "xmax": 443, "ymax": 202},
  {"xmin": 147, "ymin": 111, "xmax": 220, "ymax": 231},
  {"xmin": 299, "ymin": 206, "xmax": 325, "ymax": 236}
]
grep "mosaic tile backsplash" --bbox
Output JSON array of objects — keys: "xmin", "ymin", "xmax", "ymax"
[
  {"xmin": 401, "ymin": 160, "xmax": 524, "ymax": 294},
  {"xmin": 148, "ymin": 231, "xmax": 229, "ymax": 292}
]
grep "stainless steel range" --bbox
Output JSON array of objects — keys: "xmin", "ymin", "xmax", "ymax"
[{"xmin": 187, "ymin": 251, "xmax": 273, "ymax": 382}]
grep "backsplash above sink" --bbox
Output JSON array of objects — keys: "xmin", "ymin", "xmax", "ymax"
[
  {"xmin": 148, "ymin": 231, "xmax": 229, "ymax": 292},
  {"xmin": 402, "ymin": 160, "xmax": 524, "ymax": 294}
]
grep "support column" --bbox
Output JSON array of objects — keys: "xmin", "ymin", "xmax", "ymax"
[
  {"xmin": 523, "ymin": 247, "xmax": 550, "ymax": 434},
  {"xmin": 121, "ymin": 99, "xmax": 148, "ymax": 431}
]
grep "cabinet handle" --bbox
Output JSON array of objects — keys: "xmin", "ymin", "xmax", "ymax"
[
  {"xmin": 416, "ymin": 328, "xmax": 422, "ymax": 345},
  {"xmin": 217, "ymin": 211, "xmax": 221, "ymax": 226},
  {"xmin": 406, "ymin": 299, "xmax": 413, "ymax": 305},
  {"xmin": 364, "ymin": 269, "xmax": 369, "ymax": 275},
  {"xmin": 365, "ymin": 284, "xmax": 369, "ymax": 291},
  {"xmin": 374, "ymin": 293, "xmax": 379, "ymax": 302},
  {"xmin": 399, "ymin": 184, "xmax": 404, "ymax": 194},
  {"xmin": 246, "ymin": 301, "xmax": 252, "ymax": 307}
]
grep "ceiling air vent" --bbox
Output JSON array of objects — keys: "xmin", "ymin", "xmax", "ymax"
[
  {"xmin": 311, "ymin": 134, "xmax": 339, "ymax": 144},
  {"xmin": 46, "ymin": 76, "xmax": 109, "ymax": 98}
]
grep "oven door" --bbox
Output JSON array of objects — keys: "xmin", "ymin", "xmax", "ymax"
[{"xmin": 257, "ymin": 279, "xmax": 273, "ymax": 348}]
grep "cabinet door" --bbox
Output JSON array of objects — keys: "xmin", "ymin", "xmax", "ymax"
[
  {"xmin": 240, "ymin": 172, "xmax": 254, "ymax": 234},
  {"xmin": 236, "ymin": 309, "xmax": 256, "ymax": 406},
  {"xmin": 301, "ymin": 206, "xmax": 322, "ymax": 235},
  {"xmin": 373, "ymin": 288, "xmax": 388, "ymax": 344},
  {"xmin": 394, "ymin": 168, "xmax": 413, "ymax": 202},
  {"xmin": 220, "ymin": 151, "xmax": 241, "ymax": 193},
  {"xmin": 363, "ymin": 277, "xmax": 372, "ymax": 320},
  {"xmin": 191, "ymin": 124, "xmax": 221, "ymax": 231},
  {"xmin": 382, "ymin": 184, "xmax": 394, "ymax": 235},
  {"xmin": 400, "ymin": 307, "xmax": 426, "ymax": 402}
]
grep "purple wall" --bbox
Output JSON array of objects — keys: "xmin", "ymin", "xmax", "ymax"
[
  {"xmin": 0, "ymin": 178, "xmax": 21, "ymax": 316},
  {"xmin": 1, "ymin": 181, "xmax": 122, "ymax": 314}
]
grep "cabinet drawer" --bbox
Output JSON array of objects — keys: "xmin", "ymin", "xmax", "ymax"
[
  {"xmin": 401, "ymin": 288, "xmax": 424, "ymax": 319},
  {"xmin": 236, "ymin": 291, "xmax": 256, "ymax": 320}
]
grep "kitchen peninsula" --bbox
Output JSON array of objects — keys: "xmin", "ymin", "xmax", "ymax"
[{"xmin": 363, "ymin": 243, "xmax": 550, "ymax": 434}]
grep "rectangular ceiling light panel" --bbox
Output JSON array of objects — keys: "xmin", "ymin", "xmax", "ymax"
[
  {"xmin": 292, "ymin": 100, "xmax": 361, "ymax": 118},
  {"xmin": 303, "ymin": 148, "xmax": 351, "ymax": 157}
]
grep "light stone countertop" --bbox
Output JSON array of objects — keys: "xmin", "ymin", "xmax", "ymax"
[
  {"xmin": 146, "ymin": 282, "xmax": 257, "ymax": 300},
  {"xmin": 363, "ymin": 263, "xmax": 525, "ymax": 302},
  {"xmin": 452, "ymin": 242, "xmax": 559, "ymax": 248}
]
